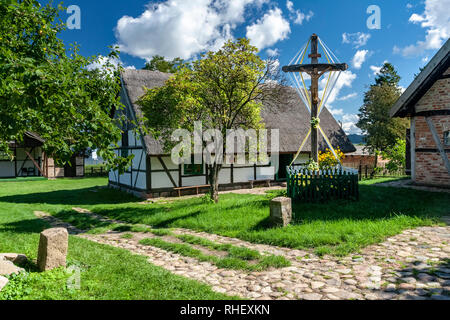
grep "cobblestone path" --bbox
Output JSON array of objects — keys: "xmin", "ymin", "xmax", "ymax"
[{"xmin": 34, "ymin": 210, "xmax": 450, "ymax": 300}]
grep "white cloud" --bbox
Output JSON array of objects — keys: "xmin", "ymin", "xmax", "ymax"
[
  {"xmin": 320, "ymin": 71, "xmax": 357, "ymax": 106},
  {"xmin": 286, "ymin": 0, "xmax": 294, "ymax": 12},
  {"xmin": 87, "ymin": 55, "xmax": 135, "ymax": 72},
  {"xmin": 370, "ymin": 65, "xmax": 382, "ymax": 76},
  {"xmin": 246, "ymin": 8, "xmax": 291, "ymax": 50},
  {"xmin": 341, "ymin": 114, "xmax": 362, "ymax": 135},
  {"xmin": 267, "ymin": 58, "xmax": 280, "ymax": 76},
  {"xmin": 352, "ymin": 50, "xmax": 370, "ymax": 69},
  {"xmin": 395, "ymin": 0, "xmax": 450, "ymax": 56},
  {"xmin": 87, "ymin": 55, "xmax": 121, "ymax": 72},
  {"xmin": 337, "ymin": 93, "xmax": 357, "ymax": 101},
  {"xmin": 115, "ymin": 0, "xmax": 273, "ymax": 60},
  {"xmin": 294, "ymin": 11, "xmax": 314, "ymax": 25},
  {"xmin": 422, "ymin": 56, "xmax": 430, "ymax": 63},
  {"xmin": 342, "ymin": 32, "xmax": 371, "ymax": 48},
  {"xmin": 319, "ymin": 71, "xmax": 357, "ymax": 116},
  {"xmin": 369, "ymin": 60, "xmax": 389, "ymax": 77},
  {"xmin": 406, "ymin": 3, "xmax": 414, "ymax": 9},
  {"xmin": 266, "ymin": 48, "xmax": 280, "ymax": 56},
  {"xmin": 286, "ymin": 0, "xmax": 313, "ymax": 25},
  {"xmin": 330, "ymin": 108, "xmax": 344, "ymax": 116}
]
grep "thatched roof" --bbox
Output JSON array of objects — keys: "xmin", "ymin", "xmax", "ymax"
[
  {"xmin": 8, "ymin": 132, "xmax": 45, "ymax": 148},
  {"xmin": 120, "ymin": 69, "xmax": 355, "ymax": 155}
]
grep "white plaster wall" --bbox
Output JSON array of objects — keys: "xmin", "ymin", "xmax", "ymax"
[
  {"xmin": 233, "ymin": 167, "xmax": 255, "ymax": 183},
  {"xmin": 131, "ymin": 149, "xmax": 145, "ymax": 170},
  {"xmin": 109, "ymin": 170, "xmax": 119, "ymax": 183},
  {"xmin": 182, "ymin": 176, "xmax": 206, "ymax": 187},
  {"xmin": 256, "ymin": 167, "xmax": 275, "ymax": 180},
  {"xmin": 151, "ymin": 156, "xmax": 179, "ymax": 171},
  {"xmin": 151, "ymin": 171, "xmax": 179, "ymax": 189},
  {"xmin": 128, "ymin": 130, "xmax": 136, "ymax": 147},
  {"xmin": 135, "ymin": 134, "xmax": 142, "ymax": 147},
  {"xmin": 0, "ymin": 162, "xmax": 14, "ymax": 177},
  {"xmin": 132, "ymin": 171, "xmax": 146, "ymax": 190},
  {"xmin": 119, "ymin": 172, "xmax": 131, "ymax": 186},
  {"xmin": 15, "ymin": 148, "xmax": 42, "ymax": 177},
  {"xmin": 218, "ymin": 168, "xmax": 231, "ymax": 184}
]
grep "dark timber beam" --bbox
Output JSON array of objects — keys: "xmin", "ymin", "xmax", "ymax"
[
  {"xmin": 157, "ymin": 156, "xmax": 178, "ymax": 188},
  {"xmin": 24, "ymin": 149, "xmax": 45, "ymax": 177},
  {"xmin": 282, "ymin": 63, "xmax": 348, "ymax": 74},
  {"xmin": 146, "ymin": 155, "xmax": 152, "ymax": 191},
  {"xmin": 426, "ymin": 117, "xmax": 450, "ymax": 175},
  {"xmin": 18, "ymin": 147, "xmax": 34, "ymax": 176}
]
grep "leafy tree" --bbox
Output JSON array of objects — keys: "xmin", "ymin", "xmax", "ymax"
[
  {"xmin": 356, "ymin": 62, "xmax": 408, "ymax": 172},
  {"xmin": 374, "ymin": 62, "xmax": 401, "ymax": 86},
  {"xmin": 138, "ymin": 38, "xmax": 281, "ymax": 203},
  {"xmin": 143, "ymin": 55, "xmax": 184, "ymax": 73},
  {"xmin": 0, "ymin": 0, "xmax": 131, "ymax": 171},
  {"xmin": 381, "ymin": 138, "xmax": 406, "ymax": 173}
]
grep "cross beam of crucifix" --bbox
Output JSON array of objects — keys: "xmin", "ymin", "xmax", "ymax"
[{"xmin": 282, "ymin": 34, "xmax": 348, "ymax": 163}]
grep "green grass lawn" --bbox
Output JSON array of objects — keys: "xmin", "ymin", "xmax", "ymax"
[
  {"xmin": 1, "ymin": 177, "xmax": 448, "ymax": 259},
  {"xmin": 0, "ymin": 178, "xmax": 233, "ymax": 300}
]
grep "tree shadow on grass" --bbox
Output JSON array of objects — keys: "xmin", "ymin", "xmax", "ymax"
[
  {"xmin": 85, "ymin": 184, "xmax": 449, "ymax": 235},
  {"xmin": 91, "ymin": 206, "xmax": 204, "ymax": 229},
  {"xmin": 52, "ymin": 210, "xmax": 112, "ymax": 231},
  {"xmin": 3, "ymin": 184, "xmax": 448, "ymax": 236},
  {"xmin": 0, "ymin": 187, "xmax": 138, "ymax": 206},
  {"xmin": 0, "ymin": 218, "xmax": 49, "ymax": 235},
  {"xmin": 289, "ymin": 185, "xmax": 450, "ymax": 223}
]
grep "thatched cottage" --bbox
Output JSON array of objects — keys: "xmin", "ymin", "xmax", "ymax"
[
  {"xmin": 108, "ymin": 69, "xmax": 355, "ymax": 198},
  {"xmin": 390, "ymin": 38, "xmax": 450, "ymax": 187}
]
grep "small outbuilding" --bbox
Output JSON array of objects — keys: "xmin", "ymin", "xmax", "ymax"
[
  {"xmin": 390, "ymin": 38, "xmax": 450, "ymax": 187},
  {"xmin": 0, "ymin": 132, "xmax": 85, "ymax": 179}
]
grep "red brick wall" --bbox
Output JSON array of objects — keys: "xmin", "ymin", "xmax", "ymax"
[
  {"xmin": 416, "ymin": 79, "xmax": 450, "ymax": 113},
  {"xmin": 415, "ymin": 151, "xmax": 450, "ymax": 186},
  {"xmin": 413, "ymin": 67, "xmax": 450, "ymax": 187},
  {"xmin": 342, "ymin": 155, "xmax": 387, "ymax": 168}
]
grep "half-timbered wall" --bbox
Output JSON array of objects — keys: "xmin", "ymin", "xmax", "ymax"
[
  {"xmin": 0, "ymin": 147, "xmax": 42, "ymax": 178},
  {"xmin": 147, "ymin": 153, "xmax": 310, "ymax": 191},
  {"xmin": 110, "ymin": 129, "xmax": 147, "ymax": 192},
  {"xmin": 411, "ymin": 67, "xmax": 450, "ymax": 187}
]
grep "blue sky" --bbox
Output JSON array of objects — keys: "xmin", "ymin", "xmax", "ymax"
[{"xmin": 43, "ymin": 0, "xmax": 449, "ymax": 134}]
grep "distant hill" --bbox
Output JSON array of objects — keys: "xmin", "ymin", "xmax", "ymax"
[{"xmin": 348, "ymin": 134, "xmax": 366, "ymax": 145}]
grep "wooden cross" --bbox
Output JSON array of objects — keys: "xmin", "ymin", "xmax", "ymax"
[{"xmin": 282, "ymin": 34, "xmax": 348, "ymax": 162}]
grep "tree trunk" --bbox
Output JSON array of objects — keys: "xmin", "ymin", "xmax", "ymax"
[
  {"xmin": 208, "ymin": 163, "xmax": 221, "ymax": 203},
  {"xmin": 371, "ymin": 150, "xmax": 379, "ymax": 178}
]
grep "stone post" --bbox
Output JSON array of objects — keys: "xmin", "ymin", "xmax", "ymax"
[
  {"xmin": 270, "ymin": 197, "xmax": 292, "ymax": 227},
  {"xmin": 37, "ymin": 228, "xmax": 68, "ymax": 272},
  {"xmin": 0, "ymin": 276, "xmax": 8, "ymax": 292}
]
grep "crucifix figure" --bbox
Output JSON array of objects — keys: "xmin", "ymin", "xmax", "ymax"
[{"xmin": 282, "ymin": 34, "xmax": 348, "ymax": 162}]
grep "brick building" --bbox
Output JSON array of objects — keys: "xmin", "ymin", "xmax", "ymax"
[
  {"xmin": 390, "ymin": 39, "xmax": 450, "ymax": 187},
  {"xmin": 341, "ymin": 145, "xmax": 388, "ymax": 169}
]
